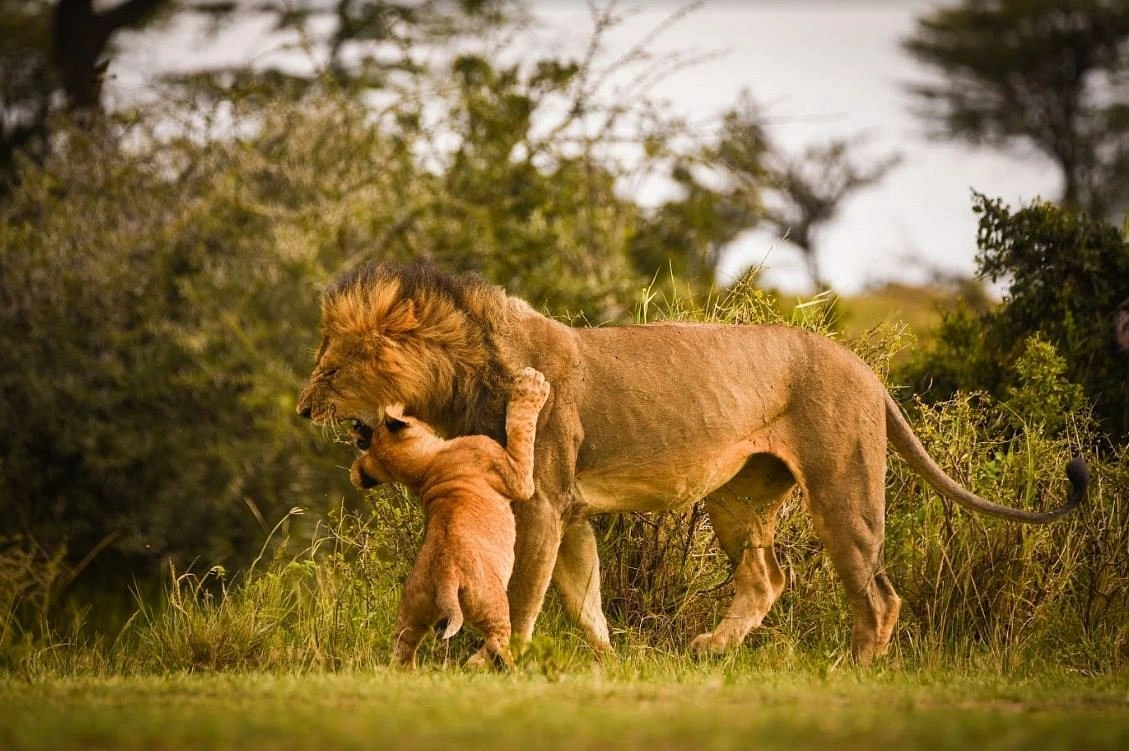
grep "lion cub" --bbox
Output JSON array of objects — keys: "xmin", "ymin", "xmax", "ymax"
[{"xmin": 349, "ymin": 367, "xmax": 550, "ymax": 668}]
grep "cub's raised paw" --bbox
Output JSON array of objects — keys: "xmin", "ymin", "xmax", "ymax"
[{"xmin": 512, "ymin": 367, "xmax": 550, "ymax": 409}]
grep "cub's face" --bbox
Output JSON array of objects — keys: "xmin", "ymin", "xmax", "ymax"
[{"xmin": 348, "ymin": 405, "xmax": 443, "ymax": 490}]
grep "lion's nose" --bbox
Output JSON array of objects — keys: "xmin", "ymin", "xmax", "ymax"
[{"xmin": 297, "ymin": 403, "xmax": 312, "ymax": 419}]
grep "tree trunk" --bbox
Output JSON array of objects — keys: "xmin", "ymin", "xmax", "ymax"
[{"xmin": 52, "ymin": 0, "xmax": 168, "ymax": 113}]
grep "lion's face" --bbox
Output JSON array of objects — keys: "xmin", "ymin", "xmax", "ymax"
[
  {"xmin": 296, "ymin": 334, "xmax": 387, "ymax": 427},
  {"xmin": 296, "ymin": 292, "xmax": 426, "ymax": 429},
  {"xmin": 297, "ymin": 261, "xmax": 513, "ymax": 443}
]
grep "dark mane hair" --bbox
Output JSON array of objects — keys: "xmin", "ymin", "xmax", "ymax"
[{"xmin": 326, "ymin": 261, "xmax": 490, "ymax": 314}]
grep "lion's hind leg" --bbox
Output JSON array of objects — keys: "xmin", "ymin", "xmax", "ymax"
[
  {"xmin": 690, "ymin": 454, "xmax": 793, "ymax": 656},
  {"xmin": 803, "ymin": 447, "xmax": 902, "ymax": 666}
]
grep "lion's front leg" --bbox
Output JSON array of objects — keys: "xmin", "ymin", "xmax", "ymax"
[{"xmin": 506, "ymin": 495, "xmax": 562, "ymax": 645}]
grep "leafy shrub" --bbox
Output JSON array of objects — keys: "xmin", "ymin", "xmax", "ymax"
[
  {"xmin": 0, "ymin": 48, "xmax": 674, "ymax": 595},
  {"xmin": 901, "ymin": 194, "xmax": 1129, "ymax": 443}
]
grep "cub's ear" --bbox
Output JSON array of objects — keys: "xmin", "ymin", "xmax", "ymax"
[
  {"xmin": 383, "ymin": 403, "xmax": 408, "ymax": 433},
  {"xmin": 381, "ymin": 299, "xmax": 418, "ymax": 338}
]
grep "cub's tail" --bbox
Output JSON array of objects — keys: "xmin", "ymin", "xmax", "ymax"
[
  {"xmin": 885, "ymin": 393, "xmax": 1088, "ymax": 524},
  {"xmin": 434, "ymin": 579, "xmax": 464, "ymax": 640}
]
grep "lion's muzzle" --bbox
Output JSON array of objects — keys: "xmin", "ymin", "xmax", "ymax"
[{"xmin": 296, "ymin": 384, "xmax": 316, "ymax": 419}]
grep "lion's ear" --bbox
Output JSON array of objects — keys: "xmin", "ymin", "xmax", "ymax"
[{"xmin": 381, "ymin": 299, "xmax": 418, "ymax": 338}]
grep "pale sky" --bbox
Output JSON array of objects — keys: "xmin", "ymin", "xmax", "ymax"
[
  {"xmin": 524, "ymin": 0, "xmax": 1060, "ymax": 294},
  {"xmin": 110, "ymin": 0, "xmax": 1063, "ymax": 294}
]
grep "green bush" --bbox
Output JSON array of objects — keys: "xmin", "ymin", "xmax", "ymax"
[
  {"xmin": 901, "ymin": 194, "xmax": 1129, "ymax": 443},
  {"xmin": 0, "ymin": 123, "xmax": 351, "ymax": 582},
  {"xmin": 0, "ymin": 61, "xmax": 668, "ymax": 608}
]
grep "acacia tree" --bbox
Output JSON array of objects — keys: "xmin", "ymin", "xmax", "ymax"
[
  {"xmin": 0, "ymin": 0, "xmax": 171, "ymax": 195},
  {"xmin": 53, "ymin": 0, "xmax": 170, "ymax": 111},
  {"xmin": 642, "ymin": 93, "xmax": 898, "ymax": 292},
  {"xmin": 0, "ymin": 0, "xmax": 54, "ymax": 183},
  {"xmin": 903, "ymin": 0, "xmax": 1129, "ymax": 217},
  {"xmin": 761, "ymin": 138, "xmax": 900, "ymax": 291}
]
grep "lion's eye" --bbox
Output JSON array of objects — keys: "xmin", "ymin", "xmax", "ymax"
[{"xmin": 320, "ymin": 367, "xmax": 339, "ymax": 380}]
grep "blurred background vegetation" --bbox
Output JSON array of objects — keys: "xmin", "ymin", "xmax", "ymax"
[{"xmin": 1, "ymin": 0, "xmax": 1127, "ymax": 671}]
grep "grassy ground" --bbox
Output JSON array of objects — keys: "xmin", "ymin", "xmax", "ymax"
[{"xmin": 3, "ymin": 656, "xmax": 1128, "ymax": 751}]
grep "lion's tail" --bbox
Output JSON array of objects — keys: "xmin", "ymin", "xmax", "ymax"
[
  {"xmin": 435, "ymin": 578, "xmax": 464, "ymax": 640},
  {"xmin": 885, "ymin": 393, "xmax": 1088, "ymax": 524}
]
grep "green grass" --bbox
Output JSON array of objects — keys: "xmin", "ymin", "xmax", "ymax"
[
  {"xmin": 2, "ymin": 660, "xmax": 1128, "ymax": 751},
  {"xmin": 3, "ymin": 279, "xmax": 1124, "ymax": 749}
]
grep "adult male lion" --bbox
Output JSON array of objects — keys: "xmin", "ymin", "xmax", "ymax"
[{"xmin": 296, "ymin": 262, "xmax": 1088, "ymax": 665}]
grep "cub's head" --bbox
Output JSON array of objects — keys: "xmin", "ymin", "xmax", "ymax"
[{"xmin": 348, "ymin": 405, "xmax": 444, "ymax": 490}]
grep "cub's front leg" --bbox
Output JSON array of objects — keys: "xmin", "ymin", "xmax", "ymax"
[{"xmin": 496, "ymin": 367, "xmax": 550, "ymax": 500}]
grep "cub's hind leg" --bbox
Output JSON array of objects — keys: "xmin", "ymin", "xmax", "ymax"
[{"xmin": 690, "ymin": 454, "xmax": 793, "ymax": 655}]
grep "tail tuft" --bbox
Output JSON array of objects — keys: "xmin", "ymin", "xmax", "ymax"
[
  {"xmin": 439, "ymin": 613, "xmax": 463, "ymax": 640},
  {"xmin": 1066, "ymin": 457, "xmax": 1090, "ymax": 507},
  {"xmin": 435, "ymin": 582, "xmax": 464, "ymax": 640}
]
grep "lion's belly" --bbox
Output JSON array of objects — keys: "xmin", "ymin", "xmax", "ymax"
[
  {"xmin": 564, "ymin": 322, "xmax": 811, "ymax": 513},
  {"xmin": 573, "ymin": 444, "xmax": 758, "ymax": 513}
]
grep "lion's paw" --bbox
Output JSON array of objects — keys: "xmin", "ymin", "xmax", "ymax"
[
  {"xmin": 512, "ymin": 367, "xmax": 550, "ymax": 409},
  {"xmin": 463, "ymin": 647, "xmax": 492, "ymax": 670},
  {"xmin": 688, "ymin": 630, "xmax": 739, "ymax": 657}
]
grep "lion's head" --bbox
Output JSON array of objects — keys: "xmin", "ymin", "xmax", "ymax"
[{"xmin": 296, "ymin": 262, "xmax": 512, "ymax": 438}]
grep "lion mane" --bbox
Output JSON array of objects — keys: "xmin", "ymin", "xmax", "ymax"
[
  {"xmin": 298, "ymin": 261, "xmax": 1088, "ymax": 666},
  {"xmin": 303, "ymin": 262, "xmax": 515, "ymax": 439}
]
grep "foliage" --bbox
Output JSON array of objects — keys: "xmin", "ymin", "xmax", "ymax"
[
  {"xmin": 0, "ymin": 0, "xmax": 514, "ymax": 193},
  {"xmin": 130, "ymin": 501, "xmax": 416, "ymax": 672},
  {"xmin": 904, "ymin": 0, "xmax": 1129, "ymax": 216},
  {"xmin": 0, "ymin": 120, "xmax": 351, "ymax": 582},
  {"xmin": 900, "ymin": 194, "xmax": 1129, "ymax": 442},
  {"xmin": 171, "ymin": 0, "xmax": 516, "ymax": 99},
  {"xmin": 0, "ymin": 16, "xmax": 693, "ymax": 600}
]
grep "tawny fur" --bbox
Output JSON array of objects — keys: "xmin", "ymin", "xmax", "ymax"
[
  {"xmin": 348, "ymin": 366, "xmax": 550, "ymax": 669},
  {"xmin": 300, "ymin": 262, "xmax": 1088, "ymax": 666}
]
